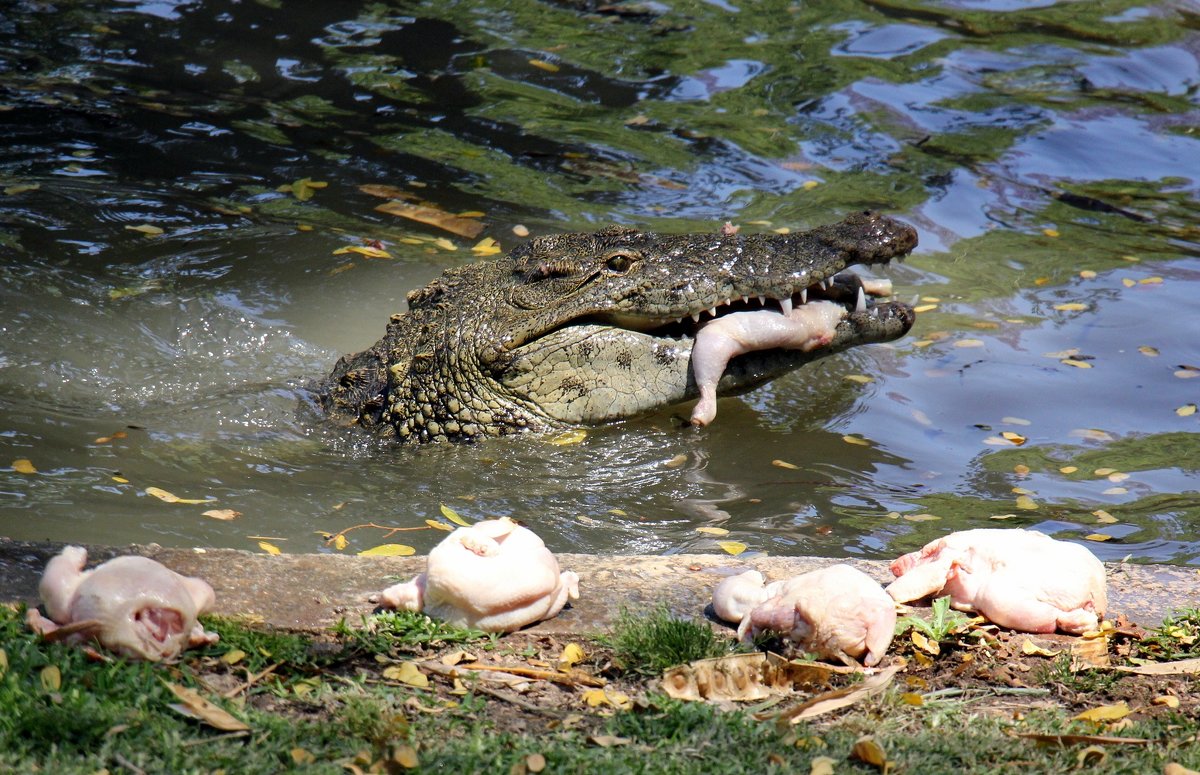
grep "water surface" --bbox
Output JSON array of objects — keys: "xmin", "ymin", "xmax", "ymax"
[{"xmin": 1, "ymin": 0, "xmax": 1197, "ymax": 564}]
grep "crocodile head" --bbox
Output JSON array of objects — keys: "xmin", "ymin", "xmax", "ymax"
[{"xmin": 318, "ymin": 211, "xmax": 917, "ymax": 443}]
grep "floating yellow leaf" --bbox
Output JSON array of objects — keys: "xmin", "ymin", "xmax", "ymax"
[
  {"xmin": 696, "ymin": 526, "xmax": 730, "ymax": 536},
  {"xmin": 1177, "ymin": 404, "xmax": 1197, "ymax": 417},
  {"xmin": 382, "ymin": 662, "xmax": 429, "ymax": 687},
  {"xmin": 1079, "ymin": 270, "xmax": 1097, "ymax": 279},
  {"xmin": 332, "ymin": 245, "xmax": 391, "ymax": 259},
  {"xmin": 432, "ymin": 237, "xmax": 457, "ymax": 251},
  {"xmin": 844, "ymin": 374, "xmax": 873, "ymax": 384},
  {"xmin": 529, "ymin": 58, "xmax": 560, "ymax": 73},
  {"xmin": 425, "ymin": 519, "xmax": 454, "ymax": 532},
  {"xmin": 1001, "ymin": 431, "xmax": 1027, "ymax": 445},
  {"xmin": 842, "ymin": 435, "xmax": 870, "ymax": 446},
  {"xmin": 11, "ymin": 459, "xmax": 36, "ymax": 475},
  {"xmin": 903, "ymin": 513, "xmax": 940, "ymax": 522},
  {"xmin": 358, "ymin": 543, "xmax": 416, "ymax": 557},
  {"xmin": 802, "ymin": 180, "xmax": 820, "ymax": 190},
  {"xmin": 1122, "ymin": 278, "xmax": 1136, "ymax": 288},
  {"xmin": 284, "ymin": 178, "xmax": 327, "ymax": 202},
  {"xmin": 1093, "ymin": 510, "xmax": 1117, "ymax": 524},
  {"xmin": 771, "ymin": 459, "xmax": 799, "ymax": 470},
  {"xmin": 1042, "ymin": 228, "xmax": 1059, "ymax": 238},
  {"xmin": 718, "ymin": 541, "xmax": 748, "ymax": 556},
  {"xmin": 332, "ymin": 534, "xmax": 348, "ymax": 551},
  {"xmin": 40, "ymin": 665, "xmax": 61, "ymax": 692},
  {"xmin": 1093, "ymin": 467, "xmax": 1117, "ymax": 476},
  {"xmin": 125, "ymin": 223, "xmax": 164, "ymax": 236},
  {"xmin": 439, "ymin": 504, "xmax": 470, "ymax": 527},
  {"xmin": 258, "ymin": 541, "xmax": 281, "ymax": 555},
  {"xmin": 1071, "ymin": 428, "xmax": 1114, "ymax": 442},
  {"xmin": 1138, "ymin": 346, "xmax": 1159, "ymax": 357},
  {"xmin": 1015, "ymin": 495, "xmax": 1037, "ymax": 510},
  {"xmin": 559, "ymin": 643, "xmax": 586, "ymax": 667},
  {"xmin": 1176, "ymin": 368, "xmax": 1200, "ymax": 379},
  {"xmin": 145, "ymin": 486, "xmax": 213, "ymax": 505},
  {"xmin": 1073, "ymin": 702, "xmax": 1130, "ymax": 722},
  {"xmin": 1053, "ymin": 302, "xmax": 1088, "ymax": 311},
  {"xmin": 1060, "ymin": 466, "xmax": 1079, "ymax": 474},
  {"xmin": 1085, "ymin": 534, "xmax": 1112, "ymax": 542},
  {"xmin": 471, "ymin": 237, "xmax": 501, "ymax": 255},
  {"xmin": 547, "ymin": 428, "xmax": 587, "ymax": 445},
  {"xmin": 913, "ymin": 304, "xmax": 938, "ymax": 313},
  {"xmin": 1014, "ymin": 464, "xmax": 1031, "ymax": 475},
  {"xmin": 512, "ymin": 224, "xmax": 530, "ymax": 237},
  {"xmin": 202, "ymin": 509, "xmax": 240, "ymax": 521},
  {"xmin": 1107, "ymin": 472, "xmax": 1129, "ymax": 483},
  {"xmin": 954, "ymin": 338, "xmax": 984, "ymax": 348},
  {"xmin": 1139, "ymin": 276, "xmax": 1163, "ymax": 285},
  {"xmin": 1061, "ymin": 359, "xmax": 1093, "ymax": 369}
]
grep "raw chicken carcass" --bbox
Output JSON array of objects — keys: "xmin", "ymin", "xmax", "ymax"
[
  {"xmin": 379, "ymin": 517, "xmax": 579, "ymax": 632},
  {"xmin": 711, "ymin": 565, "xmax": 896, "ymax": 667},
  {"xmin": 886, "ymin": 528, "xmax": 1107, "ymax": 634},
  {"xmin": 26, "ymin": 546, "xmax": 218, "ymax": 660}
]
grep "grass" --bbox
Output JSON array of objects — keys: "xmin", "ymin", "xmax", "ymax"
[
  {"xmin": 605, "ymin": 604, "xmax": 736, "ymax": 674},
  {"xmin": 3, "ymin": 603, "xmax": 1200, "ymax": 773}
]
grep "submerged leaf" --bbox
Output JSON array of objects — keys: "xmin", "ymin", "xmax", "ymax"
[
  {"xmin": 145, "ymin": 486, "xmax": 212, "ymax": 505},
  {"xmin": 375, "ymin": 200, "xmax": 484, "ymax": 238}
]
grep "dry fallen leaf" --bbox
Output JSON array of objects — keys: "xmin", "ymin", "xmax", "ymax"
[
  {"xmin": 164, "ymin": 681, "xmax": 250, "ymax": 731},
  {"xmin": 1073, "ymin": 702, "xmax": 1130, "ymax": 723},
  {"xmin": 202, "ymin": 509, "xmax": 240, "ymax": 521},
  {"xmin": 383, "ymin": 662, "xmax": 429, "ymax": 688},
  {"xmin": 559, "ymin": 643, "xmax": 585, "ymax": 667},
  {"xmin": 850, "ymin": 736, "xmax": 889, "ymax": 772}
]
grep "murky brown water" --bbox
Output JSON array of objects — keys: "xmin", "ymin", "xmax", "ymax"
[{"xmin": 1, "ymin": 0, "xmax": 1197, "ymax": 564}]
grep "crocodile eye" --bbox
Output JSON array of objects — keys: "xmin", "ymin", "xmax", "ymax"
[{"xmin": 604, "ymin": 251, "xmax": 637, "ymax": 273}]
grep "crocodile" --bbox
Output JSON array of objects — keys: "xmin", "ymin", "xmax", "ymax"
[{"xmin": 316, "ymin": 211, "xmax": 918, "ymax": 443}]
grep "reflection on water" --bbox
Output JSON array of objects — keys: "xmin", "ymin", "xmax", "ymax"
[{"xmin": 0, "ymin": 0, "xmax": 1197, "ymax": 565}]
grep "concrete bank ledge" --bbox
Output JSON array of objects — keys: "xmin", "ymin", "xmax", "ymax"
[{"xmin": 1, "ymin": 538, "xmax": 1197, "ymax": 634}]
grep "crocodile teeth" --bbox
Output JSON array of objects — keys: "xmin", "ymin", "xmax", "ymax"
[
  {"xmin": 855, "ymin": 286, "xmax": 866, "ymax": 313},
  {"xmin": 691, "ymin": 312, "xmax": 701, "ymax": 323},
  {"xmin": 758, "ymin": 296, "xmax": 766, "ymax": 306},
  {"xmin": 708, "ymin": 306, "xmax": 718, "ymax": 318},
  {"xmin": 779, "ymin": 297, "xmax": 793, "ymax": 316},
  {"xmin": 800, "ymin": 288, "xmax": 808, "ymax": 305}
]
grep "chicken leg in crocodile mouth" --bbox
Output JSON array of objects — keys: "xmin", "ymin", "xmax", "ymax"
[{"xmin": 689, "ymin": 278, "xmax": 896, "ymax": 427}]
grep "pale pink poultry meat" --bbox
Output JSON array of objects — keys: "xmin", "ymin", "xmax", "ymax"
[
  {"xmin": 26, "ymin": 546, "xmax": 218, "ymax": 661},
  {"xmin": 886, "ymin": 528, "xmax": 1107, "ymax": 634},
  {"xmin": 711, "ymin": 564, "xmax": 896, "ymax": 667},
  {"xmin": 690, "ymin": 301, "xmax": 845, "ymax": 427},
  {"xmin": 379, "ymin": 517, "xmax": 579, "ymax": 632}
]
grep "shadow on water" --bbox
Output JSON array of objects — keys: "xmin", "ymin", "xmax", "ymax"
[{"xmin": 0, "ymin": 0, "xmax": 1198, "ymax": 564}]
